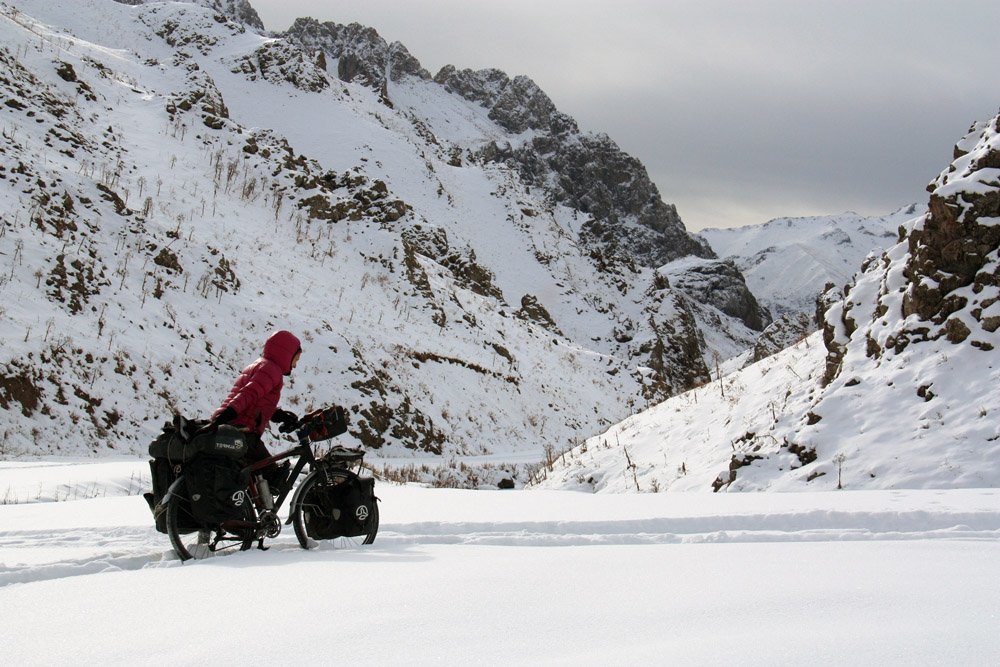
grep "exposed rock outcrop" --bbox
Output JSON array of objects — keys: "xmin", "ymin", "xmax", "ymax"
[
  {"xmin": 231, "ymin": 41, "xmax": 330, "ymax": 92},
  {"xmin": 640, "ymin": 279, "xmax": 711, "ymax": 401},
  {"xmin": 283, "ymin": 18, "xmax": 431, "ymax": 90},
  {"xmin": 902, "ymin": 118, "xmax": 1000, "ymax": 332},
  {"xmin": 664, "ymin": 259, "xmax": 770, "ymax": 331},
  {"xmin": 752, "ymin": 312, "xmax": 814, "ymax": 362},
  {"xmin": 821, "ymin": 112, "xmax": 1000, "ymax": 384}
]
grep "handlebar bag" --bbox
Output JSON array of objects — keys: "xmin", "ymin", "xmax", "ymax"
[{"xmin": 301, "ymin": 406, "xmax": 349, "ymax": 442}]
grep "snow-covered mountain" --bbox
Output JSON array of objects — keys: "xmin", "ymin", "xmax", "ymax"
[
  {"xmin": 538, "ymin": 111, "xmax": 1000, "ymax": 492},
  {"xmin": 699, "ymin": 207, "xmax": 922, "ymax": 320},
  {"xmin": 0, "ymin": 0, "xmax": 768, "ymax": 479}
]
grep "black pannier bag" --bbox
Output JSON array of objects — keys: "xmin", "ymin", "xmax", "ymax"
[
  {"xmin": 185, "ymin": 455, "xmax": 250, "ymax": 526},
  {"xmin": 303, "ymin": 471, "xmax": 377, "ymax": 539},
  {"xmin": 146, "ymin": 419, "xmax": 193, "ymax": 534},
  {"xmin": 148, "ymin": 420, "xmax": 248, "ymax": 462},
  {"xmin": 147, "ymin": 457, "xmax": 196, "ymax": 534},
  {"xmin": 146, "ymin": 419, "xmax": 250, "ymax": 530}
]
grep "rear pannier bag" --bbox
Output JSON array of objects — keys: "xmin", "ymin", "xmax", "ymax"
[
  {"xmin": 146, "ymin": 419, "xmax": 249, "ymax": 530},
  {"xmin": 303, "ymin": 472, "xmax": 377, "ymax": 539},
  {"xmin": 185, "ymin": 455, "xmax": 250, "ymax": 526},
  {"xmin": 147, "ymin": 457, "xmax": 196, "ymax": 534}
]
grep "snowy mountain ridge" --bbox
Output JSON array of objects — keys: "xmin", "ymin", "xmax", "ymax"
[{"xmin": 698, "ymin": 206, "xmax": 921, "ymax": 319}]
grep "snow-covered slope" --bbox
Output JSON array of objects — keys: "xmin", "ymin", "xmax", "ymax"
[
  {"xmin": 699, "ymin": 207, "xmax": 921, "ymax": 319},
  {"xmin": 0, "ymin": 0, "xmax": 766, "ymax": 480},
  {"xmin": 538, "ymin": 112, "xmax": 1000, "ymax": 492}
]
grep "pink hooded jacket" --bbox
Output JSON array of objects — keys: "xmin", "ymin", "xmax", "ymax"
[{"xmin": 211, "ymin": 330, "xmax": 301, "ymax": 434}]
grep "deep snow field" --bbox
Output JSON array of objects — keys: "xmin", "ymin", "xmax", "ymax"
[{"xmin": 2, "ymin": 460, "xmax": 999, "ymax": 664}]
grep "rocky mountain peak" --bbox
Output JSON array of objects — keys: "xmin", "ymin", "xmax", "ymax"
[
  {"xmin": 114, "ymin": 0, "xmax": 265, "ymax": 33},
  {"xmin": 440, "ymin": 70, "xmax": 712, "ymax": 265},
  {"xmin": 282, "ymin": 25, "xmax": 713, "ymax": 268},
  {"xmin": 283, "ymin": 18, "xmax": 430, "ymax": 90},
  {"xmin": 435, "ymin": 66, "xmax": 575, "ymax": 136}
]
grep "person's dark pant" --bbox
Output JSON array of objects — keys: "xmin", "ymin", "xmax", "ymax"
[
  {"xmin": 245, "ymin": 432, "xmax": 271, "ymax": 463},
  {"xmin": 245, "ymin": 432, "xmax": 287, "ymax": 489}
]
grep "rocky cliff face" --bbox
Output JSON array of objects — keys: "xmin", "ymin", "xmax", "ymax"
[
  {"xmin": 902, "ymin": 119, "xmax": 1000, "ymax": 339},
  {"xmin": 661, "ymin": 259, "xmax": 770, "ymax": 332},
  {"xmin": 282, "ymin": 24, "xmax": 715, "ymax": 270},
  {"xmin": 822, "ymin": 114, "xmax": 1000, "ymax": 385},
  {"xmin": 436, "ymin": 66, "xmax": 715, "ymax": 268},
  {"xmin": 283, "ymin": 18, "xmax": 430, "ymax": 101}
]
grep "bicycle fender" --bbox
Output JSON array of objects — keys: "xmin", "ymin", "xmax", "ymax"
[
  {"xmin": 154, "ymin": 475, "xmax": 186, "ymax": 518},
  {"xmin": 283, "ymin": 470, "xmax": 318, "ymax": 524}
]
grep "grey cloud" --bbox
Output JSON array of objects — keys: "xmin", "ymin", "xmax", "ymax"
[{"xmin": 250, "ymin": 0, "xmax": 1000, "ymax": 229}]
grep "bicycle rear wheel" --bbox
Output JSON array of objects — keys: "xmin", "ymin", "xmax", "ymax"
[
  {"xmin": 291, "ymin": 469, "xmax": 379, "ymax": 550},
  {"xmin": 166, "ymin": 477, "xmax": 256, "ymax": 561}
]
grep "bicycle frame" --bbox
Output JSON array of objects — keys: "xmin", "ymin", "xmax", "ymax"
[{"xmin": 245, "ymin": 433, "xmax": 315, "ymax": 516}]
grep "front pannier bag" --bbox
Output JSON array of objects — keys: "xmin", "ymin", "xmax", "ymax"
[{"xmin": 303, "ymin": 472, "xmax": 376, "ymax": 539}]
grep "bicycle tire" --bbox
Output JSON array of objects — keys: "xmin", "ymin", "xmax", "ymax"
[
  {"xmin": 291, "ymin": 469, "xmax": 379, "ymax": 550},
  {"xmin": 166, "ymin": 476, "xmax": 256, "ymax": 561}
]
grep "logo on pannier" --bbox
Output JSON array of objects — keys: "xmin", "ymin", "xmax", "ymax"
[
  {"xmin": 215, "ymin": 439, "xmax": 243, "ymax": 452},
  {"xmin": 355, "ymin": 505, "xmax": 369, "ymax": 522},
  {"xmin": 231, "ymin": 490, "xmax": 246, "ymax": 506}
]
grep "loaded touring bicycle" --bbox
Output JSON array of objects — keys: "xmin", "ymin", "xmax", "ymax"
[{"xmin": 144, "ymin": 406, "xmax": 378, "ymax": 561}]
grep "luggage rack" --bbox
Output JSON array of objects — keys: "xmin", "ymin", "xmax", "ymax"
[{"xmin": 318, "ymin": 445, "xmax": 366, "ymax": 466}]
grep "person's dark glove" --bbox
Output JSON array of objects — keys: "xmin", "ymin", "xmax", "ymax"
[
  {"xmin": 194, "ymin": 406, "xmax": 237, "ymax": 437},
  {"xmin": 271, "ymin": 408, "xmax": 299, "ymax": 433}
]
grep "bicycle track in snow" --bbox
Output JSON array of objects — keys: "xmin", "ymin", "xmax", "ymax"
[{"xmin": 3, "ymin": 489, "xmax": 1000, "ymax": 589}]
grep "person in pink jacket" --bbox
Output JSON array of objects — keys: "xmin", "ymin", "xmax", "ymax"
[{"xmin": 199, "ymin": 330, "xmax": 302, "ymax": 493}]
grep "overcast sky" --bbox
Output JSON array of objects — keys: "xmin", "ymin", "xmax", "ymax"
[{"xmin": 250, "ymin": 0, "xmax": 999, "ymax": 231}]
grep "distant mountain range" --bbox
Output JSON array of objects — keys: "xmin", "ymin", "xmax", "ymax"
[{"xmin": 699, "ymin": 206, "xmax": 922, "ymax": 319}]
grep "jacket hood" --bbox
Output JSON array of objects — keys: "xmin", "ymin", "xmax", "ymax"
[{"xmin": 262, "ymin": 330, "xmax": 301, "ymax": 375}]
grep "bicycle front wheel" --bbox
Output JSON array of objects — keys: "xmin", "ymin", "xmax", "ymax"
[
  {"xmin": 166, "ymin": 477, "xmax": 256, "ymax": 561},
  {"xmin": 291, "ymin": 470, "xmax": 379, "ymax": 550}
]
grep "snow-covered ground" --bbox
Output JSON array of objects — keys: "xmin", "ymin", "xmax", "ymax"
[{"xmin": 2, "ymin": 461, "xmax": 999, "ymax": 664}]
